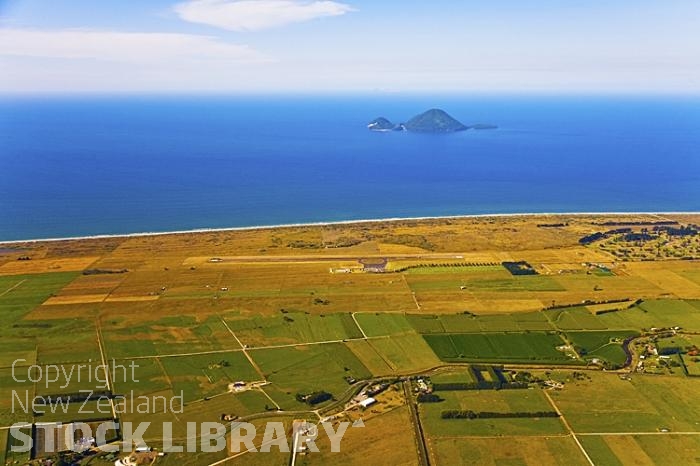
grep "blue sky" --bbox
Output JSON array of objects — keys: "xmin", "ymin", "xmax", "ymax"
[{"xmin": 1, "ymin": 0, "xmax": 698, "ymax": 93}]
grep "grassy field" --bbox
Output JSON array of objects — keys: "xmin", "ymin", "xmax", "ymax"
[
  {"xmin": 430, "ymin": 436, "xmax": 591, "ymax": 466},
  {"xmin": 1, "ymin": 425, "xmax": 31, "ymax": 466},
  {"xmin": 597, "ymin": 299, "xmax": 700, "ymax": 332},
  {"xmin": 579, "ymin": 434, "xmax": 700, "ymax": 466},
  {"xmin": 102, "ymin": 314, "xmax": 242, "ymax": 359},
  {"xmin": 408, "ymin": 311, "xmax": 554, "ymax": 333},
  {"xmin": 420, "ymin": 388, "xmax": 566, "ymax": 438},
  {"xmin": 159, "ymin": 351, "xmax": 261, "ymax": 402},
  {"xmin": 352, "ymin": 312, "xmax": 415, "ymax": 337},
  {"xmin": 0, "ymin": 272, "xmax": 80, "ymax": 324},
  {"xmin": 403, "ymin": 264, "xmax": 503, "ymax": 274},
  {"xmin": 545, "ymin": 306, "xmax": 610, "ymax": 330},
  {"xmin": 0, "ymin": 368, "xmax": 35, "ymax": 425},
  {"xmin": 0, "ymin": 338, "xmax": 36, "ymax": 368},
  {"xmin": 550, "ymin": 372, "xmax": 700, "ymax": 433},
  {"xmin": 430, "ymin": 369, "xmax": 477, "ymax": 385},
  {"xmin": 424, "ymin": 332, "xmax": 572, "ymax": 364},
  {"xmin": 250, "ymin": 343, "xmax": 371, "ymax": 409},
  {"xmin": 348, "ymin": 333, "xmax": 441, "ymax": 374},
  {"xmin": 565, "ymin": 330, "xmax": 639, "ymax": 366},
  {"xmin": 224, "ymin": 311, "xmax": 363, "ymax": 346}
]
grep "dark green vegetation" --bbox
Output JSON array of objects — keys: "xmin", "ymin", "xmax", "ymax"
[
  {"xmin": 367, "ymin": 108, "xmax": 497, "ymax": 133},
  {"xmin": 401, "ymin": 301, "xmax": 700, "ymax": 367},
  {"xmin": 366, "ymin": 116, "xmax": 399, "ymax": 131},
  {"xmin": 502, "ymin": 261, "xmax": 538, "ymax": 276},
  {"xmin": 403, "ymin": 108, "xmax": 468, "ymax": 132},
  {"xmin": 424, "ymin": 332, "xmax": 570, "ymax": 363}
]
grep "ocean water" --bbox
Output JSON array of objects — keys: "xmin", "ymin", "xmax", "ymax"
[{"xmin": 0, "ymin": 94, "xmax": 698, "ymax": 241}]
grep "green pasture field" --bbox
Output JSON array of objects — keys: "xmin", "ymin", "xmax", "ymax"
[
  {"xmin": 118, "ymin": 389, "xmax": 274, "ymax": 444},
  {"xmin": 224, "ymin": 311, "xmax": 362, "ymax": 346},
  {"xmin": 357, "ymin": 333, "xmax": 441, "ymax": 374},
  {"xmin": 550, "ymin": 272, "xmax": 662, "ymax": 296},
  {"xmin": 683, "ymin": 355, "xmax": 700, "ymax": 376},
  {"xmin": 0, "ymin": 368, "xmax": 35, "ymax": 426},
  {"xmin": 624, "ymin": 434, "xmax": 700, "ymax": 464},
  {"xmin": 8, "ymin": 318, "xmax": 101, "ymax": 364},
  {"xmin": 510, "ymin": 311, "xmax": 556, "ymax": 331},
  {"xmin": 655, "ymin": 335, "xmax": 691, "ymax": 353},
  {"xmin": 469, "ymin": 276, "xmax": 567, "ymax": 292},
  {"xmin": 203, "ymin": 263, "xmax": 417, "ymax": 314},
  {"xmin": 430, "ymin": 369, "xmax": 476, "ymax": 385},
  {"xmin": 30, "ymin": 362, "xmax": 111, "ymax": 396},
  {"xmin": 405, "ymin": 274, "xmax": 565, "ymax": 293},
  {"xmin": 343, "ymin": 340, "xmax": 394, "ymax": 375},
  {"xmin": 0, "ymin": 339, "xmax": 36, "ymax": 368},
  {"xmin": 250, "ymin": 343, "xmax": 371, "ymax": 409},
  {"xmin": 408, "ymin": 311, "xmax": 555, "ymax": 334},
  {"xmin": 471, "ymin": 313, "xmax": 521, "ymax": 332},
  {"xmin": 545, "ymin": 306, "xmax": 610, "ymax": 330},
  {"xmin": 577, "ymin": 436, "xmax": 623, "ymax": 466},
  {"xmin": 407, "ymin": 314, "xmax": 447, "ymax": 333},
  {"xmin": 101, "ymin": 314, "xmax": 241, "ymax": 359},
  {"xmin": 1, "ymin": 426, "xmax": 31, "ymax": 466},
  {"xmin": 353, "ymin": 312, "xmax": 414, "ymax": 337},
  {"xmin": 0, "ymin": 429, "xmax": 7, "ymax": 466},
  {"xmin": 159, "ymin": 351, "xmax": 260, "ymax": 402},
  {"xmin": 681, "ymin": 334, "xmax": 700, "ymax": 376},
  {"xmin": 0, "ymin": 272, "xmax": 79, "ymax": 324},
  {"xmin": 403, "ymin": 265, "xmax": 504, "ymax": 274},
  {"xmin": 424, "ymin": 332, "xmax": 571, "ymax": 364},
  {"xmin": 546, "ymin": 299, "xmax": 700, "ymax": 333},
  {"xmin": 1, "ymin": 274, "xmax": 104, "ymax": 378},
  {"xmin": 163, "ymin": 390, "xmax": 272, "ymax": 428},
  {"xmin": 432, "ymin": 314, "xmax": 482, "ymax": 333},
  {"xmin": 580, "ymin": 434, "xmax": 700, "ymax": 466},
  {"xmin": 596, "ymin": 299, "xmax": 700, "ymax": 331},
  {"xmin": 29, "ymin": 400, "xmax": 114, "ymax": 424},
  {"xmin": 420, "ymin": 388, "xmax": 566, "ymax": 437},
  {"xmin": 431, "ymin": 436, "xmax": 591, "ymax": 466},
  {"xmin": 113, "ymin": 357, "xmax": 172, "ymax": 396},
  {"xmin": 550, "ymin": 372, "xmax": 700, "ymax": 433},
  {"xmin": 582, "ymin": 344, "xmax": 628, "ymax": 367},
  {"xmin": 565, "ymin": 330, "xmax": 639, "ymax": 366}
]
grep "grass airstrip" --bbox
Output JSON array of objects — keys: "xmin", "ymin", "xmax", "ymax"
[{"xmin": 1, "ymin": 213, "xmax": 700, "ymax": 465}]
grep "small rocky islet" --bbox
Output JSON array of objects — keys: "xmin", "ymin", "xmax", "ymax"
[{"xmin": 368, "ymin": 108, "xmax": 497, "ymax": 133}]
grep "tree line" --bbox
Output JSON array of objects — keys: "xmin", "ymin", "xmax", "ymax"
[{"xmin": 441, "ymin": 410, "xmax": 559, "ymax": 419}]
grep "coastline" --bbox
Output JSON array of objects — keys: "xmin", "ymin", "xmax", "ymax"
[{"xmin": 1, "ymin": 211, "xmax": 698, "ymax": 246}]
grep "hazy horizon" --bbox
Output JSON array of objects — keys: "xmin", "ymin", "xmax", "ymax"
[{"xmin": 1, "ymin": 0, "xmax": 698, "ymax": 94}]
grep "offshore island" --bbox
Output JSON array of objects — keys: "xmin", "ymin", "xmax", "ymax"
[
  {"xmin": 368, "ymin": 108, "xmax": 498, "ymax": 132},
  {"xmin": 1, "ymin": 212, "xmax": 699, "ymax": 465}
]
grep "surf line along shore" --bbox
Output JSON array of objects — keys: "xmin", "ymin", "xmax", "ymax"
[{"xmin": 1, "ymin": 211, "xmax": 696, "ymax": 244}]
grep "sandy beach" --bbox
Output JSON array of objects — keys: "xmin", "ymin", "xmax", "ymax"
[{"xmin": 1, "ymin": 211, "xmax": 697, "ymax": 245}]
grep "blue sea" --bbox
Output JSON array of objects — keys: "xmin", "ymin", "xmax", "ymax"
[{"xmin": 0, "ymin": 95, "xmax": 699, "ymax": 241}]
